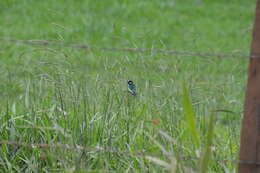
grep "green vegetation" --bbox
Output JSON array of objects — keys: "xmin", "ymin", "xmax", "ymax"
[{"xmin": 0, "ymin": 0, "xmax": 256, "ymax": 172}]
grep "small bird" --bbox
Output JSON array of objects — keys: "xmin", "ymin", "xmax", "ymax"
[{"xmin": 127, "ymin": 80, "xmax": 137, "ymax": 96}]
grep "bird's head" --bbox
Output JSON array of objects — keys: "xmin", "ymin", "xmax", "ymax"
[{"xmin": 128, "ymin": 80, "xmax": 133, "ymax": 85}]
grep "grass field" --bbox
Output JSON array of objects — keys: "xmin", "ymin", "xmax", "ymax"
[{"xmin": 0, "ymin": 0, "xmax": 257, "ymax": 172}]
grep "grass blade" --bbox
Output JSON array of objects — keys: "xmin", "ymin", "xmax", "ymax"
[
  {"xmin": 182, "ymin": 82, "xmax": 200, "ymax": 149},
  {"xmin": 200, "ymin": 113, "xmax": 215, "ymax": 173}
]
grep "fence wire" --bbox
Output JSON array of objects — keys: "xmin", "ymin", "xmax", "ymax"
[
  {"xmin": 0, "ymin": 140, "xmax": 259, "ymax": 166},
  {"xmin": 1, "ymin": 38, "xmax": 259, "ymax": 59}
]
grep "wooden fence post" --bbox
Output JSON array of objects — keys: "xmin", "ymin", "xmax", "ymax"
[{"xmin": 239, "ymin": 0, "xmax": 260, "ymax": 172}]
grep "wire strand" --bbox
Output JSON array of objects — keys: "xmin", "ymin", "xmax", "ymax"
[
  {"xmin": 0, "ymin": 38, "xmax": 258, "ymax": 59},
  {"xmin": 0, "ymin": 140, "xmax": 259, "ymax": 165}
]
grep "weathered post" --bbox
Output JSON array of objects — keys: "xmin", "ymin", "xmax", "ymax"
[{"xmin": 239, "ymin": 0, "xmax": 260, "ymax": 172}]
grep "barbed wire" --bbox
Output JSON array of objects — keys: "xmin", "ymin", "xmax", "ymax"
[
  {"xmin": 0, "ymin": 38, "xmax": 258, "ymax": 59},
  {"xmin": 0, "ymin": 140, "xmax": 259, "ymax": 165}
]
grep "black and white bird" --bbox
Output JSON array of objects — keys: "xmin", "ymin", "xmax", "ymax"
[{"xmin": 127, "ymin": 80, "xmax": 137, "ymax": 96}]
